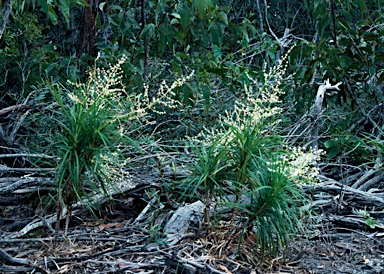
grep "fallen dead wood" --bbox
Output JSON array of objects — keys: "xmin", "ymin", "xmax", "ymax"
[
  {"xmin": 0, "ymin": 177, "xmax": 53, "ymax": 195},
  {"xmin": 329, "ymin": 215, "xmax": 384, "ymax": 231},
  {"xmin": 0, "ymin": 153, "xmax": 56, "ymax": 159},
  {"xmin": 0, "ymin": 248, "xmax": 34, "ymax": 265},
  {"xmin": 302, "ymin": 175, "xmax": 384, "ymax": 239},
  {"xmin": 0, "ymin": 104, "xmax": 31, "ymax": 116},
  {"xmin": 0, "ymin": 165, "xmax": 54, "ymax": 173},
  {"xmin": 357, "ymin": 174, "xmax": 384, "ymax": 191},
  {"xmin": 0, "ymin": 230, "xmax": 227, "ymax": 274},
  {"xmin": 2, "ymin": 178, "xmax": 136, "ymax": 239},
  {"xmin": 2, "ymin": 209, "xmax": 68, "ymax": 239},
  {"xmin": 0, "ymin": 240, "xmax": 146, "ymax": 270},
  {"xmin": 304, "ymin": 177, "xmax": 384, "ymax": 208},
  {"xmin": 164, "ymin": 201, "xmax": 204, "ymax": 239}
]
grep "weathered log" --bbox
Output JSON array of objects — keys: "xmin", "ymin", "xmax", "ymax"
[
  {"xmin": 164, "ymin": 201, "xmax": 204, "ymax": 239},
  {"xmin": 304, "ymin": 178, "xmax": 384, "ymax": 207},
  {"xmin": 0, "ymin": 177, "xmax": 53, "ymax": 195},
  {"xmin": 330, "ymin": 215, "xmax": 384, "ymax": 231}
]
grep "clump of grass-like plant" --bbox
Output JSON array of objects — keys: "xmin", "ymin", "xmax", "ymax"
[
  {"xmin": 50, "ymin": 56, "xmax": 134, "ymax": 234},
  {"xmin": 50, "ymin": 56, "xmax": 194, "ymax": 235},
  {"xmin": 233, "ymin": 152, "xmax": 314, "ymax": 258},
  {"xmin": 183, "ymin": 49, "xmax": 321, "ymax": 258},
  {"xmin": 181, "ymin": 137, "xmax": 230, "ymax": 232}
]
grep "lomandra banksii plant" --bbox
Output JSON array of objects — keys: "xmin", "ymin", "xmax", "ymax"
[
  {"xmin": 185, "ymin": 50, "xmax": 321, "ymax": 257},
  {"xmin": 51, "ymin": 56, "xmax": 133, "ymax": 232},
  {"xmin": 50, "ymin": 55, "xmax": 193, "ymax": 233}
]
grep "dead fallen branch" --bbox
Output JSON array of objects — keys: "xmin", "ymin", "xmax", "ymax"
[
  {"xmin": 304, "ymin": 176, "xmax": 384, "ymax": 208},
  {"xmin": 2, "ymin": 178, "xmax": 135, "ymax": 239},
  {"xmin": 0, "ymin": 248, "xmax": 33, "ymax": 265},
  {"xmin": 0, "ymin": 153, "xmax": 56, "ymax": 159},
  {"xmin": 0, "ymin": 104, "xmax": 31, "ymax": 116},
  {"xmin": 0, "ymin": 165, "xmax": 54, "ymax": 173},
  {"xmin": 0, "ymin": 177, "xmax": 53, "ymax": 195},
  {"xmin": 329, "ymin": 215, "xmax": 384, "ymax": 231}
]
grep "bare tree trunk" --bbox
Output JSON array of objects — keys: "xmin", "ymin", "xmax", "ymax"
[
  {"xmin": 0, "ymin": 0, "xmax": 12, "ymax": 40},
  {"xmin": 78, "ymin": 0, "xmax": 96, "ymax": 57},
  {"xmin": 141, "ymin": 0, "xmax": 148, "ymax": 80}
]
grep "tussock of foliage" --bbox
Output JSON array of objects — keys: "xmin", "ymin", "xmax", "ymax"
[
  {"xmin": 48, "ymin": 55, "xmax": 194, "ymax": 216},
  {"xmin": 181, "ymin": 51, "xmax": 320, "ymax": 257}
]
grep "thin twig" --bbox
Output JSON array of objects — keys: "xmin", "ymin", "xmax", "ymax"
[
  {"xmin": 0, "ymin": 0, "xmax": 12, "ymax": 40},
  {"xmin": 0, "ymin": 153, "xmax": 57, "ymax": 159}
]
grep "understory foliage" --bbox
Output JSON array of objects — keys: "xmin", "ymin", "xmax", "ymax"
[
  {"xmin": 51, "ymin": 56, "xmax": 132, "ymax": 215},
  {"xmin": 182, "ymin": 52, "xmax": 320, "ymax": 256},
  {"xmin": 2, "ymin": 0, "xmax": 384, "ymax": 266},
  {"xmin": 49, "ymin": 55, "xmax": 192, "ymax": 216}
]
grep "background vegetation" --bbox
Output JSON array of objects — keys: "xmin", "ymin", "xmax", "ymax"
[{"xmin": 1, "ymin": 0, "xmax": 384, "ymax": 263}]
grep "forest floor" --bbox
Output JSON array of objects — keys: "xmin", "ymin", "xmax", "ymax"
[{"xmin": 1, "ymin": 183, "xmax": 384, "ymax": 274}]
